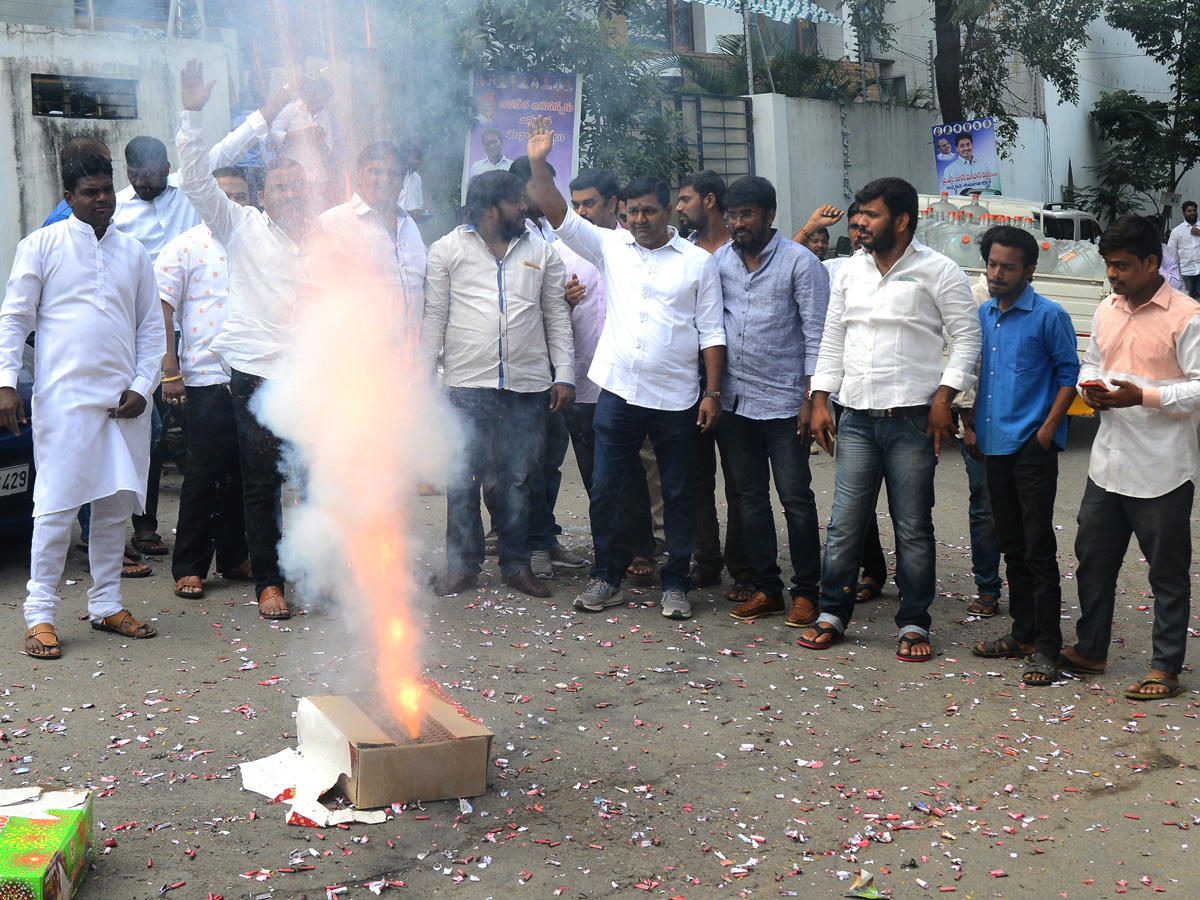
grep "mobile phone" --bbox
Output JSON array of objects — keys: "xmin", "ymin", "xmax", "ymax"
[{"xmin": 1079, "ymin": 380, "xmax": 1108, "ymax": 391}]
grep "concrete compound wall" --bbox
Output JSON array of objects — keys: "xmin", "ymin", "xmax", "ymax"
[
  {"xmin": 0, "ymin": 23, "xmax": 237, "ymax": 275},
  {"xmin": 751, "ymin": 92, "xmax": 938, "ymax": 238}
]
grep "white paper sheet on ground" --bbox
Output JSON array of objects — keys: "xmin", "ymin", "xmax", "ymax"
[
  {"xmin": 238, "ymin": 747, "xmax": 387, "ymax": 826},
  {"xmin": 0, "ymin": 786, "xmax": 89, "ymax": 821}
]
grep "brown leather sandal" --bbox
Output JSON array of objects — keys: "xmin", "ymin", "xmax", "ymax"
[
  {"xmin": 91, "ymin": 610, "xmax": 157, "ymax": 639},
  {"xmin": 220, "ymin": 559, "xmax": 254, "ymax": 582},
  {"xmin": 257, "ymin": 586, "xmax": 291, "ymax": 619},
  {"xmin": 24, "ymin": 624, "xmax": 63, "ymax": 659}
]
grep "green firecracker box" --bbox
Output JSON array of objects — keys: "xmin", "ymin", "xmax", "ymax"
[{"xmin": 0, "ymin": 786, "xmax": 93, "ymax": 900}]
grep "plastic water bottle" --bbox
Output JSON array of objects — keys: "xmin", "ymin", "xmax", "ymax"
[
  {"xmin": 1036, "ymin": 239, "xmax": 1059, "ymax": 274},
  {"xmin": 962, "ymin": 193, "xmax": 987, "ymax": 219},
  {"xmin": 931, "ymin": 192, "xmax": 956, "ymax": 220},
  {"xmin": 945, "ymin": 231, "xmax": 980, "ymax": 267}
]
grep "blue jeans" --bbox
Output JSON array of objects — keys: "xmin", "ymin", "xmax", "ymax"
[
  {"xmin": 528, "ymin": 410, "xmax": 570, "ymax": 550},
  {"xmin": 446, "ymin": 387, "xmax": 546, "ymax": 578},
  {"xmin": 1181, "ymin": 273, "xmax": 1199, "ymax": 299},
  {"xmin": 960, "ymin": 441, "xmax": 1002, "ymax": 596},
  {"xmin": 818, "ymin": 409, "xmax": 938, "ymax": 635},
  {"xmin": 718, "ymin": 412, "xmax": 820, "ymax": 599},
  {"xmin": 590, "ymin": 390, "xmax": 697, "ymax": 593}
]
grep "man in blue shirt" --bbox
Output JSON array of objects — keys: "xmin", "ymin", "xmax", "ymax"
[
  {"xmin": 966, "ymin": 226, "xmax": 1080, "ymax": 685},
  {"xmin": 714, "ymin": 176, "xmax": 830, "ymax": 626}
]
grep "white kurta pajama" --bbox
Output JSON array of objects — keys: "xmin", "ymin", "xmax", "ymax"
[{"xmin": 0, "ymin": 215, "xmax": 165, "ymax": 627}]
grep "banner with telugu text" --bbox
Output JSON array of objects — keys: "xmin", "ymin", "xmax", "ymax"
[
  {"xmin": 932, "ymin": 118, "xmax": 1002, "ymax": 196},
  {"xmin": 462, "ymin": 70, "xmax": 582, "ymax": 205}
]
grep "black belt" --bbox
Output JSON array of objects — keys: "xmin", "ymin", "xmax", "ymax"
[{"xmin": 851, "ymin": 405, "xmax": 931, "ymax": 418}]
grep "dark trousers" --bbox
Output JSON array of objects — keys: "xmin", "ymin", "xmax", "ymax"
[
  {"xmin": 590, "ymin": 390, "xmax": 696, "ymax": 592},
  {"xmin": 985, "ymin": 436, "xmax": 1062, "ymax": 659},
  {"xmin": 528, "ymin": 410, "xmax": 570, "ymax": 550},
  {"xmin": 446, "ymin": 387, "xmax": 546, "ymax": 578},
  {"xmin": 718, "ymin": 412, "xmax": 821, "ymax": 599},
  {"xmin": 131, "ymin": 391, "xmax": 164, "ymax": 535},
  {"xmin": 692, "ymin": 425, "xmax": 753, "ymax": 580},
  {"xmin": 1073, "ymin": 477, "xmax": 1194, "ymax": 675},
  {"xmin": 832, "ymin": 401, "xmax": 886, "ymax": 585},
  {"xmin": 229, "ymin": 369, "xmax": 285, "ymax": 595},
  {"xmin": 563, "ymin": 401, "xmax": 596, "ymax": 494},
  {"xmin": 172, "ymin": 384, "xmax": 248, "ymax": 582}
]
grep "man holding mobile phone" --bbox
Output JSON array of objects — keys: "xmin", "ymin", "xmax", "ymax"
[{"xmin": 1065, "ymin": 214, "xmax": 1200, "ymax": 700}]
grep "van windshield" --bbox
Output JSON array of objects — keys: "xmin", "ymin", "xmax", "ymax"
[{"xmin": 1043, "ymin": 218, "xmax": 1075, "ymax": 240}]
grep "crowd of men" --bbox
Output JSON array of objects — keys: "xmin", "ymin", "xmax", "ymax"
[{"xmin": 0, "ymin": 73, "xmax": 1196, "ymax": 704}]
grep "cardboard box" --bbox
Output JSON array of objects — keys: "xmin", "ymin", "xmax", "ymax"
[
  {"xmin": 0, "ymin": 786, "xmax": 93, "ymax": 900},
  {"xmin": 297, "ymin": 693, "xmax": 494, "ymax": 809}
]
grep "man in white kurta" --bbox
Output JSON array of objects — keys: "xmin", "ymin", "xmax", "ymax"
[{"xmin": 0, "ymin": 154, "xmax": 165, "ymax": 658}]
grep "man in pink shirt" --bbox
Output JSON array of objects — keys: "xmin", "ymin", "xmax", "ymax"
[{"xmin": 1064, "ymin": 215, "xmax": 1200, "ymax": 700}]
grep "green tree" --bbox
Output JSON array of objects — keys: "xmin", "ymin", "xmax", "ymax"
[
  {"xmin": 374, "ymin": 0, "xmax": 692, "ymax": 206},
  {"xmin": 932, "ymin": 0, "xmax": 1100, "ymax": 146},
  {"xmin": 1090, "ymin": 0, "xmax": 1200, "ymax": 220}
]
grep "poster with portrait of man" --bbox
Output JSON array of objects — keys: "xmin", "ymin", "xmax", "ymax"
[
  {"xmin": 462, "ymin": 70, "xmax": 582, "ymax": 203},
  {"xmin": 933, "ymin": 118, "xmax": 1002, "ymax": 196}
]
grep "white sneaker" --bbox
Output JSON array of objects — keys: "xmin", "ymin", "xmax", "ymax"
[
  {"xmin": 574, "ymin": 578, "xmax": 624, "ymax": 612},
  {"xmin": 661, "ymin": 589, "xmax": 692, "ymax": 619},
  {"xmin": 549, "ymin": 541, "xmax": 588, "ymax": 568},
  {"xmin": 531, "ymin": 549, "xmax": 553, "ymax": 579}
]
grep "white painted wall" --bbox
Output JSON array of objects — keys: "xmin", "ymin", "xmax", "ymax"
[
  {"xmin": 0, "ymin": 23, "xmax": 237, "ymax": 275},
  {"xmin": 751, "ymin": 92, "xmax": 937, "ymax": 238}
]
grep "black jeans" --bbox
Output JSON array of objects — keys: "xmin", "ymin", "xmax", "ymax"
[
  {"xmin": 131, "ymin": 389, "xmax": 165, "ymax": 535},
  {"xmin": 563, "ymin": 401, "xmax": 596, "ymax": 495},
  {"xmin": 229, "ymin": 370, "xmax": 285, "ymax": 595},
  {"xmin": 718, "ymin": 412, "xmax": 821, "ymax": 599},
  {"xmin": 692, "ymin": 424, "xmax": 753, "ymax": 581},
  {"xmin": 172, "ymin": 384, "xmax": 248, "ymax": 582},
  {"xmin": 985, "ymin": 436, "xmax": 1062, "ymax": 659}
]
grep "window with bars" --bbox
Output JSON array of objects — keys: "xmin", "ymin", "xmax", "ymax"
[
  {"xmin": 668, "ymin": 92, "xmax": 753, "ymax": 186},
  {"xmin": 31, "ymin": 74, "xmax": 138, "ymax": 119},
  {"xmin": 626, "ymin": 0, "xmax": 695, "ymax": 52}
]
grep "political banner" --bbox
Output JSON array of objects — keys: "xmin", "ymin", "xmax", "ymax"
[
  {"xmin": 463, "ymin": 71, "xmax": 582, "ymax": 204},
  {"xmin": 932, "ymin": 118, "xmax": 1001, "ymax": 196}
]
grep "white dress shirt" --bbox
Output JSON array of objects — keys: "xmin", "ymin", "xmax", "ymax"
[
  {"xmin": 318, "ymin": 195, "xmax": 428, "ymax": 338},
  {"xmin": 155, "ymin": 223, "xmax": 231, "ymax": 387},
  {"xmin": 469, "ymin": 156, "xmax": 512, "ymax": 178},
  {"xmin": 269, "ymin": 101, "xmax": 333, "ymax": 184},
  {"xmin": 553, "ymin": 207, "xmax": 725, "ymax": 411},
  {"xmin": 113, "ymin": 116, "xmax": 268, "ymax": 257},
  {"xmin": 812, "ymin": 237, "xmax": 980, "ymax": 408},
  {"xmin": 1079, "ymin": 281, "xmax": 1200, "ymax": 498},
  {"xmin": 419, "ymin": 225, "xmax": 573, "ymax": 393},
  {"xmin": 0, "ymin": 216, "xmax": 164, "ymax": 515},
  {"xmin": 400, "ymin": 171, "xmax": 423, "ymax": 210},
  {"xmin": 1167, "ymin": 220, "xmax": 1200, "ymax": 276},
  {"xmin": 177, "ymin": 109, "xmax": 311, "ymax": 380}
]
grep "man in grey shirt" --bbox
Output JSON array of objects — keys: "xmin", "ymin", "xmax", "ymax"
[{"xmin": 714, "ymin": 176, "xmax": 830, "ymax": 628}]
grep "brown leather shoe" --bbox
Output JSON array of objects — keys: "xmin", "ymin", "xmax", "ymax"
[
  {"xmin": 435, "ymin": 571, "xmax": 478, "ymax": 596},
  {"xmin": 784, "ymin": 596, "xmax": 818, "ymax": 628},
  {"xmin": 729, "ymin": 590, "xmax": 785, "ymax": 620},
  {"xmin": 502, "ymin": 567, "xmax": 552, "ymax": 598}
]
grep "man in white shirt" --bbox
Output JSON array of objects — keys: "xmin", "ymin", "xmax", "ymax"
[
  {"xmin": 525, "ymin": 116, "xmax": 726, "ymax": 621},
  {"xmin": 0, "ymin": 153, "xmax": 165, "ymax": 658},
  {"xmin": 1166, "ymin": 201, "xmax": 1200, "ymax": 298},
  {"xmin": 319, "ymin": 142, "xmax": 428, "ymax": 338},
  {"xmin": 419, "ymin": 170, "xmax": 574, "ymax": 600},
  {"xmin": 176, "ymin": 59, "xmax": 309, "ymax": 621},
  {"xmin": 156, "ymin": 166, "xmax": 254, "ymax": 601},
  {"xmin": 469, "ymin": 128, "xmax": 513, "ymax": 177},
  {"xmin": 799, "ymin": 176, "xmax": 981, "ymax": 660}
]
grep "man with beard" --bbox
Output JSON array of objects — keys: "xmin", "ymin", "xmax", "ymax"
[
  {"xmin": 798, "ymin": 177, "xmax": 980, "ymax": 661},
  {"xmin": 674, "ymin": 170, "xmax": 753, "ymax": 599},
  {"xmin": 1166, "ymin": 201, "xmax": 1200, "ymax": 298},
  {"xmin": 419, "ymin": 170, "xmax": 574, "ymax": 600},
  {"xmin": 713, "ymin": 176, "xmax": 829, "ymax": 627},
  {"xmin": 0, "ymin": 153, "xmax": 165, "ymax": 657}
]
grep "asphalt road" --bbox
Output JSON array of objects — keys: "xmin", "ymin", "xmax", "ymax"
[{"xmin": 0, "ymin": 412, "xmax": 1195, "ymax": 899}]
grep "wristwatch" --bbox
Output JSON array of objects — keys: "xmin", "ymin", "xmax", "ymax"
[{"xmin": 703, "ymin": 390, "xmax": 721, "ymax": 400}]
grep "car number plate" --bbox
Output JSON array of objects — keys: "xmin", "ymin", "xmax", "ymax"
[{"xmin": 0, "ymin": 464, "xmax": 30, "ymax": 497}]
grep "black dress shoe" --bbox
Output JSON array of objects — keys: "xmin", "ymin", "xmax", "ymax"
[
  {"xmin": 435, "ymin": 571, "xmax": 478, "ymax": 596},
  {"xmin": 502, "ymin": 567, "xmax": 552, "ymax": 598}
]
